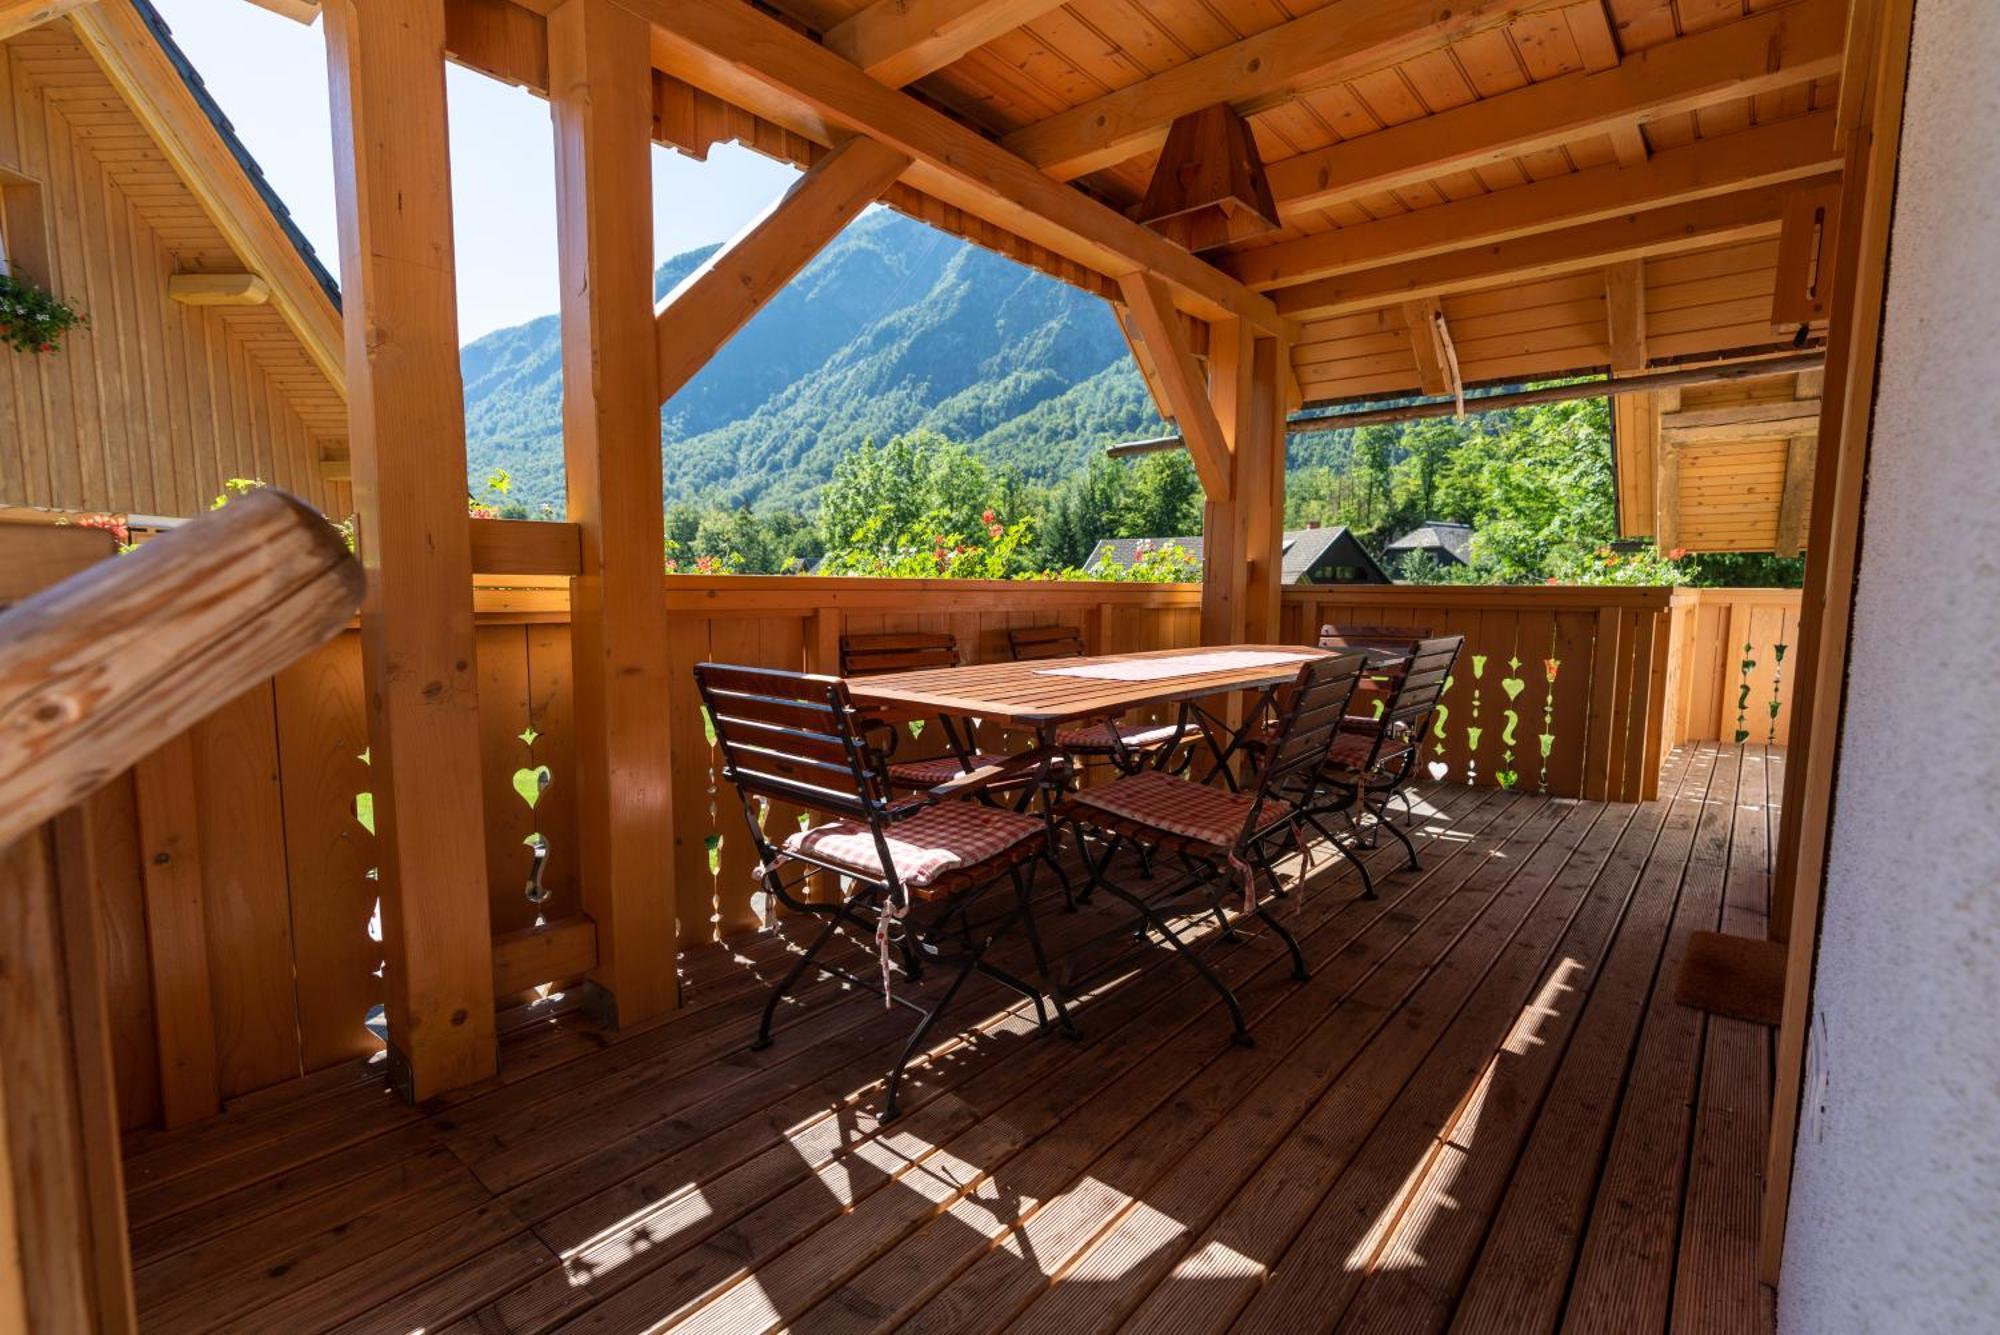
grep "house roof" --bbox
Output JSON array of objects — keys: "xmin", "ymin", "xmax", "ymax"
[
  {"xmin": 131, "ymin": 0, "xmax": 340, "ymax": 307},
  {"xmin": 56, "ymin": 0, "xmax": 346, "ymax": 394},
  {"xmin": 1086, "ymin": 526, "xmax": 1388, "ymax": 584},
  {"xmin": 1385, "ymin": 522, "xmax": 1475, "ymax": 565}
]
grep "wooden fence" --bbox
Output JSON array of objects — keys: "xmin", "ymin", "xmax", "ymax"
[
  {"xmin": 1660, "ymin": 587, "xmax": 1803, "ymax": 751},
  {"xmin": 8, "ymin": 547, "xmax": 1680, "ymax": 1130}
]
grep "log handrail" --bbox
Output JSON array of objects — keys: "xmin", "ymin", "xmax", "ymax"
[{"xmin": 0, "ymin": 490, "xmax": 364, "ymax": 850}]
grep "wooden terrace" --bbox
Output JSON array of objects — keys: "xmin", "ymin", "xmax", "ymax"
[{"xmin": 121, "ymin": 742, "xmax": 1775, "ymax": 1334}]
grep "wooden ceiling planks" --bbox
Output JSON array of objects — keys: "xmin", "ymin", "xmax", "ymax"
[{"xmin": 398, "ymin": 0, "xmax": 1844, "ymax": 403}]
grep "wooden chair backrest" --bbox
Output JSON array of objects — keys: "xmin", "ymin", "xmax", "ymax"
[
  {"xmin": 1364, "ymin": 635, "xmax": 1464, "ymax": 779},
  {"xmin": 840, "ymin": 631, "xmax": 962, "ymax": 678},
  {"xmin": 1248, "ymin": 653, "xmax": 1367, "ymax": 831},
  {"xmin": 1318, "ymin": 623, "xmax": 1434, "ymax": 652},
  {"xmin": 1007, "ymin": 625, "xmax": 1085, "ymax": 661},
  {"xmin": 693, "ymin": 662, "xmax": 887, "ymax": 821}
]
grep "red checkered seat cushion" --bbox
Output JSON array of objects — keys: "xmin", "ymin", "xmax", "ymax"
[
  {"xmin": 886, "ymin": 751, "xmax": 1014, "ymax": 788},
  {"xmin": 783, "ymin": 802, "xmax": 1043, "ymax": 894},
  {"xmin": 1054, "ymin": 720, "xmax": 1182, "ymax": 751},
  {"xmin": 1066, "ymin": 770, "xmax": 1288, "ymax": 849}
]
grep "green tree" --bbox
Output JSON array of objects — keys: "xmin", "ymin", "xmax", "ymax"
[{"xmin": 1119, "ymin": 451, "xmax": 1204, "ymax": 539}]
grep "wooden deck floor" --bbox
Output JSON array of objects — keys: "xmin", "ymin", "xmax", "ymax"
[{"xmin": 120, "ymin": 742, "xmax": 1779, "ymax": 1334}]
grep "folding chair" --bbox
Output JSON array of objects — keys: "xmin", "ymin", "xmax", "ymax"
[
  {"xmin": 1058, "ymin": 652, "xmax": 1368, "ymax": 1046},
  {"xmin": 694, "ymin": 662, "xmax": 1073, "ymax": 1121},
  {"xmin": 1006, "ymin": 624, "xmax": 1186, "ymax": 774},
  {"xmin": 840, "ymin": 631, "xmax": 1021, "ymax": 791},
  {"xmin": 1301, "ymin": 635, "xmax": 1464, "ymax": 899}
]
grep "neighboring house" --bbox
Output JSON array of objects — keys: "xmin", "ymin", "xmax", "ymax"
[
  {"xmin": 1384, "ymin": 521, "xmax": 1475, "ymax": 571},
  {"xmin": 0, "ymin": 0, "xmax": 348, "ymax": 523},
  {"xmin": 1085, "ymin": 523, "xmax": 1389, "ymax": 584}
]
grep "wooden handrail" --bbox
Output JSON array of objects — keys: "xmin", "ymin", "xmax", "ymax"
[{"xmin": 0, "ymin": 489, "xmax": 363, "ymax": 849}]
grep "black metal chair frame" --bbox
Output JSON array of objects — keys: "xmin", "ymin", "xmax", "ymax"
[
  {"xmin": 1058, "ymin": 652, "xmax": 1369, "ymax": 1047},
  {"xmin": 694, "ymin": 662, "xmax": 1076, "ymax": 1122},
  {"xmin": 1299, "ymin": 635, "xmax": 1465, "ymax": 900}
]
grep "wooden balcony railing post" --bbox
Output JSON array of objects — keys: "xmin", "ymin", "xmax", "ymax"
[
  {"xmin": 323, "ymin": 0, "xmax": 498, "ymax": 1100},
  {"xmin": 551, "ymin": 0, "xmax": 680, "ymax": 1024}
]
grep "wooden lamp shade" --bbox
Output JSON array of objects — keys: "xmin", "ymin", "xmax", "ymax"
[{"xmin": 1136, "ymin": 103, "xmax": 1282, "ymax": 253}]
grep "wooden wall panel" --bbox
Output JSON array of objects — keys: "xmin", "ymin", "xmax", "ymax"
[
  {"xmin": 271, "ymin": 636, "xmax": 382, "ymax": 1074},
  {"xmin": 0, "ymin": 38, "xmax": 343, "ymax": 519},
  {"xmin": 190, "ymin": 685, "xmax": 302, "ymax": 1100}
]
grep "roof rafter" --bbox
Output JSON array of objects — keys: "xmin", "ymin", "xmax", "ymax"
[
  {"xmin": 1228, "ymin": 111, "xmax": 1839, "ymax": 290},
  {"xmin": 1273, "ymin": 178, "xmax": 1832, "ymax": 319},
  {"xmin": 824, "ymin": 0, "xmax": 1069, "ymax": 88},
  {"xmin": 655, "ymin": 136, "xmax": 911, "ymax": 403},
  {"xmin": 1001, "ymin": 0, "xmax": 1577, "ymax": 182},
  {"xmin": 624, "ymin": 0, "xmax": 1292, "ymax": 334},
  {"xmin": 1260, "ymin": 0, "xmax": 1843, "ymax": 219}
]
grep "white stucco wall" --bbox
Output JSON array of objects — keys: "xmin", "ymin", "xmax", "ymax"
[{"xmin": 1776, "ymin": 1, "xmax": 2000, "ymax": 1330}]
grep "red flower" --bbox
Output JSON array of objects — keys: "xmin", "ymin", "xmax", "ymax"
[{"xmin": 981, "ymin": 509, "xmax": 997, "ymax": 526}]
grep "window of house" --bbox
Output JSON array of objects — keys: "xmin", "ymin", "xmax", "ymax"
[{"xmin": 0, "ymin": 167, "xmax": 51, "ymax": 285}]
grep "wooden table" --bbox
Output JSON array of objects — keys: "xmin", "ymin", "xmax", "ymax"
[
  {"xmin": 846, "ymin": 644, "xmax": 1338, "ymax": 785},
  {"xmin": 842, "ymin": 644, "xmax": 1334, "ymax": 730}
]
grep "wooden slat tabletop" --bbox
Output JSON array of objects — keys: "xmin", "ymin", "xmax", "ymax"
[{"xmin": 843, "ymin": 644, "xmax": 1335, "ymax": 727}]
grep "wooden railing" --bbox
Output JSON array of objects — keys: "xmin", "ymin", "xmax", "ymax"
[
  {"xmin": 1660, "ymin": 587, "xmax": 1803, "ymax": 751},
  {"xmin": 18, "ymin": 549, "xmax": 1675, "ymax": 1131},
  {"xmin": 0, "ymin": 495, "xmax": 362, "ymax": 1333}
]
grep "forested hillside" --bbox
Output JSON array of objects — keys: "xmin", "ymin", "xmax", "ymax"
[{"xmin": 460, "ymin": 208, "xmax": 1162, "ymax": 513}]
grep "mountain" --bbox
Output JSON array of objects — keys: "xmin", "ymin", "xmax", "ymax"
[{"xmin": 460, "ymin": 208, "xmax": 1164, "ymax": 514}]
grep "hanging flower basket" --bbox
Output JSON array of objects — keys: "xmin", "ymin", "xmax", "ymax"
[{"xmin": 0, "ymin": 272, "xmax": 85, "ymax": 354}]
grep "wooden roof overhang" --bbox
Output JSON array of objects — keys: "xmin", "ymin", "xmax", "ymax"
[{"xmin": 411, "ymin": 0, "xmax": 1851, "ymax": 413}]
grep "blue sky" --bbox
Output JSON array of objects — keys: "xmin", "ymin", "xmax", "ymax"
[{"xmin": 152, "ymin": 0, "xmax": 801, "ymax": 341}]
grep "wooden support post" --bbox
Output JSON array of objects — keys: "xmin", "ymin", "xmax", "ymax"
[
  {"xmin": 1606, "ymin": 258, "xmax": 1647, "ymax": 373},
  {"xmin": 1207, "ymin": 318, "xmax": 1285, "ymax": 644},
  {"xmin": 1654, "ymin": 386, "xmax": 1681, "ymax": 553},
  {"xmin": 1762, "ymin": 0, "xmax": 1916, "ymax": 1282},
  {"xmin": 323, "ymin": 0, "xmax": 496, "ymax": 1099},
  {"xmin": 551, "ymin": 0, "xmax": 679, "ymax": 1025}
]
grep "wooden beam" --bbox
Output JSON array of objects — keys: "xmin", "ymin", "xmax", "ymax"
[
  {"xmin": 243, "ymin": 0, "xmax": 322, "ymax": 21},
  {"xmin": 1606, "ymin": 259, "xmax": 1648, "ymax": 374},
  {"xmin": 0, "ymin": 0, "xmax": 90, "ymax": 42},
  {"xmin": 1207, "ymin": 322, "xmax": 1285, "ymax": 644},
  {"xmin": 1259, "ymin": 0, "xmax": 1843, "ymax": 219},
  {"xmin": 167, "ymin": 272, "xmax": 271, "ymax": 307},
  {"xmin": 1272, "ymin": 179, "xmax": 1817, "ymax": 318},
  {"xmin": 468, "ymin": 516, "xmax": 583, "ymax": 575},
  {"xmin": 627, "ymin": 0, "xmax": 1291, "ymax": 334},
  {"xmin": 0, "ymin": 491, "xmax": 361, "ymax": 844},
  {"xmin": 1661, "ymin": 399, "xmax": 1824, "ymax": 444},
  {"xmin": 1774, "ymin": 432, "xmax": 1816, "ymax": 557},
  {"xmin": 1002, "ymin": 0, "xmax": 1574, "ymax": 181},
  {"xmin": 1228, "ymin": 112, "xmax": 1838, "ymax": 290},
  {"xmin": 492, "ymin": 915, "xmax": 596, "ymax": 995},
  {"xmin": 1403, "ymin": 299, "xmax": 1449, "ymax": 397},
  {"xmin": 1118, "ymin": 271, "xmax": 1232, "ymax": 502},
  {"xmin": 824, "ymin": 0, "xmax": 1066, "ymax": 88},
  {"xmin": 1655, "ymin": 387, "xmax": 1681, "ymax": 553},
  {"xmin": 552, "ymin": 0, "xmax": 680, "ymax": 1026},
  {"xmin": 656, "ymin": 136, "xmax": 909, "ymax": 404},
  {"xmin": 1111, "ymin": 302, "xmax": 1172, "ymax": 423},
  {"xmin": 70, "ymin": 3, "xmax": 345, "ymax": 393},
  {"xmin": 323, "ymin": 0, "xmax": 497, "ymax": 1101}
]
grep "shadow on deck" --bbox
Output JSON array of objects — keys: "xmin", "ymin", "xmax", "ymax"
[{"xmin": 119, "ymin": 743, "xmax": 1778, "ymax": 1334}]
